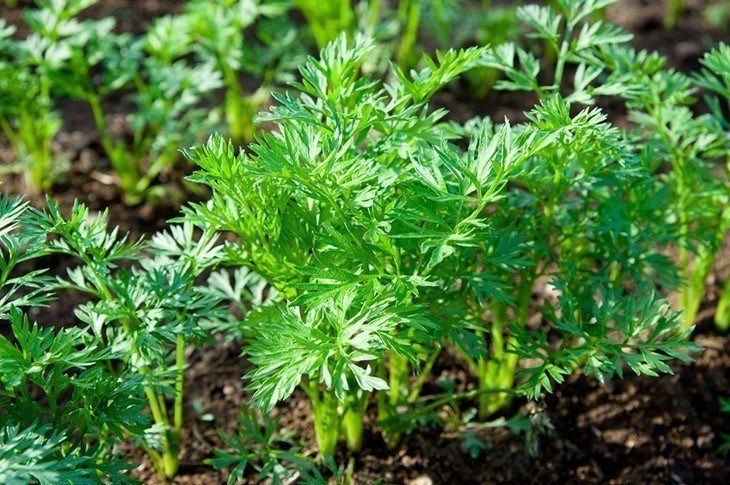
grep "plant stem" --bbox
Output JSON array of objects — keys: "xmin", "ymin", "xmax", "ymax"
[
  {"xmin": 341, "ymin": 393, "xmax": 367, "ymax": 452},
  {"xmin": 476, "ymin": 271, "xmax": 533, "ymax": 419},
  {"xmin": 388, "ymin": 352, "xmax": 410, "ymax": 407},
  {"xmin": 174, "ymin": 334, "xmax": 185, "ymax": 431},
  {"xmin": 87, "ymin": 93, "xmax": 117, "ymax": 168},
  {"xmin": 367, "ymin": 0, "xmax": 381, "ymax": 31},
  {"xmin": 716, "ymin": 277, "xmax": 730, "ymax": 333},
  {"xmin": 223, "ymin": 68, "xmax": 250, "ymax": 144},
  {"xmin": 86, "ymin": 92, "xmax": 146, "ymax": 202},
  {"xmin": 17, "ymin": 74, "xmax": 54, "ymax": 192},
  {"xmin": 376, "ymin": 352, "xmax": 411, "ymax": 445},
  {"xmin": 665, "ymin": 0, "xmax": 683, "ymax": 30},
  {"xmin": 680, "ymin": 249, "xmax": 715, "ymax": 330},
  {"xmin": 680, "ymin": 205, "xmax": 729, "ymax": 331},
  {"xmin": 553, "ymin": 37, "xmax": 570, "ymax": 91},
  {"xmin": 302, "ymin": 379, "xmax": 341, "ymax": 457},
  {"xmin": 408, "ymin": 347, "xmax": 441, "ymax": 403},
  {"xmin": 477, "ymin": 303, "xmax": 518, "ymax": 419},
  {"xmin": 396, "ymin": 0, "xmax": 421, "ymax": 69}
]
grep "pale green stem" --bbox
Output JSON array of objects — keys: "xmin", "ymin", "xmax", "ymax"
[
  {"xmin": 408, "ymin": 347, "xmax": 441, "ymax": 403},
  {"xmin": 397, "ymin": 0, "xmax": 421, "ymax": 68},
  {"xmin": 89, "ymin": 263, "xmax": 178, "ymax": 478},
  {"xmin": 174, "ymin": 333, "xmax": 185, "ymax": 432},
  {"xmin": 341, "ymin": 393, "xmax": 367, "ymax": 452},
  {"xmin": 665, "ymin": 0, "xmax": 684, "ymax": 29},
  {"xmin": 367, "ymin": 0, "xmax": 381, "ymax": 31},
  {"xmin": 302, "ymin": 378, "xmax": 341, "ymax": 457},
  {"xmin": 716, "ymin": 277, "xmax": 730, "ymax": 332}
]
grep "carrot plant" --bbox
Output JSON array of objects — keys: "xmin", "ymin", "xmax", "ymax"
[
  {"xmin": 185, "ymin": 22, "xmax": 698, "ymax": 456},
  {"xmin": 446, "ymin": 0, "xmax": 697, "ymax": 419},
  {"xmin": 0, "ymin": 195, "xmax": 150, "ymax": 481},
  {"xmin": 28, "ymin": 202, "xmax": 232, "ymax": 479},
  {"xmin": 185, "ymin": 35, "xmax": 493, "ymax": 455},
  {"xmin": 17, "ymin": 0, "xmax": 221, "ymax": 204},
  {"xmin": 1, "ymin": 190, "xmax": 280, "ymax": 480},
  {"xmin": 0, "ymin": 18, "xmax": 64, "ymax": 192},
  {"xmin": 185, "ymin": 0, "xmax": 304, "ymax": 145},
  {"xmin": 597, "ymin": 38, "xmax": 729, "ymax": 331},
  {"xmin": 694, "ymin": 43, "xmax": 730, "ymax": 331}
]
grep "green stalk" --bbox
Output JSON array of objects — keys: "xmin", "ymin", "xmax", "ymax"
[
  {"xmin": 87, "ymin": 93, "xmax": 117, "ymax": 167},
  {"xmin": 302, "ymin": 379, "xmax": 341, "ymax": 457},
  {"xmin": 476, "ymin": 271, "xmax": 534, "ymax": 419},
  {"xmin": 367, "ymin": 0, "xmax": 381, "ymax": 31},
  {"xmin": 388, "ymin": 353, "xmax": 410, "ymax": 407},
  {"xmin": 680, "ymin": 249, "xmax": 716, "ymax": 330},
  {"xmin": 665, "ymin": 0, "xmax": 684, "ymax": 30},
  {"xmin": 174, "ymin": 333, "xmax": 185, "ymax": 432},
  {"xmin": 407, "ymin": 347, "xmax": 441, "ymax": 403},
  {"xmin": 341, "ymin": 393, "xmax": 367, "ymax": 452},
  {"xmin": 376, "ymin": 352, "xmax": 410, "ymax": 445},
  {"xmin": 141, "ymin": 366, "xmax": 178, "ymax": 479},
  {"xmin": 37, "ymin": 75, "xmax": 53, "ymax": 192},
  {"xmin": 89, "ymin": 265, "xmax": 179, "ymax": 479},
  {"xmin": 222, "ymin": 67, "xmax": 258, "ymax": 145},
  {"xmin": 477, "ymin": 303, "xmax": 517, "ymax": 419},
  {"xmin": 716, "ymin": 277, "xmax": 730, "ymax": 332},
  {"xmin": 396, "ymin": 0, "xmax": 421, "ymax": 69},
  {"xmin": 86, "ymin": 92, "xmax": 146, "ymax": 203},
  {"xmin": 552, "ymin": 30, "xmax": 572, "ymax": 91},
  {"xmin": 680, "ymin": 205, "xmax": 729, "ymax": 331}
]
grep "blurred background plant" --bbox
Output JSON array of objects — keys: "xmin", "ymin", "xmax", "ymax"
[{"xmin": 0, "ymin": 17, "xmax": 66, "ymax": 193}]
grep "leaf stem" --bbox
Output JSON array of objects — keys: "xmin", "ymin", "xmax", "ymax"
[{"xmin": 174, "ymin": 333, "xmax": 185, "ymax": 432}]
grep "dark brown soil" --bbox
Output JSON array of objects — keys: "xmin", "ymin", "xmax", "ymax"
[
  {"xmin": 1, "ymin": 0, "xmax": 729, "ymax": 483},
  {"xmin": 129, "ymin": 320, "xmax": 730, "ymax": 484}
]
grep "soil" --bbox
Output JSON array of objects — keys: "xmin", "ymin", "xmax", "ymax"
[{"xmin": 1, "ymin": 0, "xmax": 729, "ymax": 483}]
